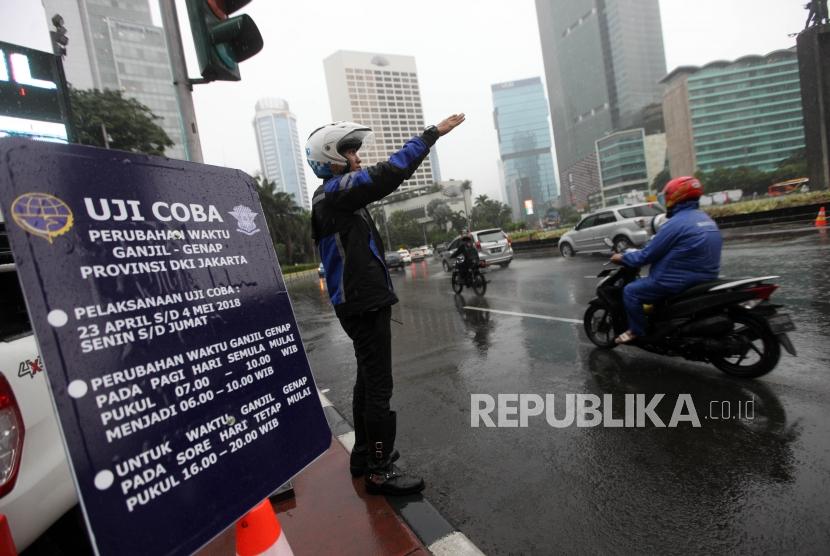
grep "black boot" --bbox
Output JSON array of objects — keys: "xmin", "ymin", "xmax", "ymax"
[
  {"xmin": 349, "ymin": 412, "xmax": 399, "ymax": 476},
  {"xmin": 350, "ymin": 446, "xmax": 399, "ymax": 477},
  {"xmin": 364, "ymin": 412, "xmax": 424, "ymax": 495}
]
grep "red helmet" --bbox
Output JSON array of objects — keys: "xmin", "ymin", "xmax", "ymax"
[{"xmin": 661, "ymin": 176, "xmax": 703, "ymax": 211}]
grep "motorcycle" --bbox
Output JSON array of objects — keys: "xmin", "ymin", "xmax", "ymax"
[
  {"xmin": 583, "ymin": 224, "xmax": 796, "ymax": 378},
  {"xmin": 451, "ymin": 256, "xmax": 488, "ymax": 296}
]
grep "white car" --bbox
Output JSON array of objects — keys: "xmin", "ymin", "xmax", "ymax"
[
  {"xmin": 0, "ymin": 262, "xmax": 77, "ymax": 552},
  {"xmin": 396, "ymin": 249, "xmax": 412, "ymax": 264}
]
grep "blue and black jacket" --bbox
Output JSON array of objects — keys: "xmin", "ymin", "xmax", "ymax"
[
  {"xmin": 621, "ymin": 201, "xmax": 723, "ymax": 290},
  {"xmin": 311, "ymin": 131, "xmax": 438, "ymax": 317}
]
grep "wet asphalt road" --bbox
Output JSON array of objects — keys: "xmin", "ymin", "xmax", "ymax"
[{"xmin": 292, "ymin": 232, "xmax": 830, "ymax": 555}]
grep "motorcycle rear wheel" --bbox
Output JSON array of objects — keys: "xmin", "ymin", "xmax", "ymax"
[
  {"xmin": 472, "ymin": 273, "xmax": 487, "ymax": 296},
  {"xmin": 584, "ymin": 303, "xmax": 617, "ymax": 349},
  {"xmin": 710, "ymin": 312, "xmax": 780, "ymax": 378},
  {"xmin": 451, "ymin": 271, "xmax": 464, "ymax": 294}
]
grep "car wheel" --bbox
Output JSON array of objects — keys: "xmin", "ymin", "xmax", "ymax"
[
  {"xmin": 613, "ymin": 236, "xmax": 633, "ymax": 252},
  {"xmin": 559, "ymin": 242, "xmax": 574, "ymax": 258}
]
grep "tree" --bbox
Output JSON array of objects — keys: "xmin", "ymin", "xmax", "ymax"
[
  {"xmin": 651, "ymin": 167, "xmax": 671, "ymax": 193},
  {"xmin": 426, "ymin": 199, "xmax": 453, "ymax": 230},
  {"xmin": 253, "ymin": 175, "xmax": 314, "ymax": 264},
  {"xmin": 558, "ymin": 205, "xmax": 582, "ymax": 226},
  {"xmin": 769, "ymin": 148, "xmax": 808, "ymax": 184},
  {"xmin": 471, "ymin": 195, "xmax": 511, "ymax": 230},
  {"xmin": 449, "ymin": 211, "xmax": 469, "ymax": 234},
  {"xmin": 695, "ymin": 166, "xmax": 771, "ymax": 197},
  {"xmin": 70, "ymin": 88, "xmax": 173, "ymax": 155},
  {"xmin": 386, "ymin": 210, "xmax": 422, "ymax": 247}
]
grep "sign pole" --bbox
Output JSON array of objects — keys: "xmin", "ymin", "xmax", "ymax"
[{"xmin": 158, "ymin": 0, "xmax": 204, "ymax": 163}]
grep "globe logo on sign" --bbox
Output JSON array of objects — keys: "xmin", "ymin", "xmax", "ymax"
[{"xmin": 10, "ymin": 192, "xmax": 74, "ymax": 243}]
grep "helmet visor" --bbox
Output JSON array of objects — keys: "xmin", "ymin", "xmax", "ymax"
[{"xmin": 337, "ymin": 129, "xmax": 374, "ymax": 155}]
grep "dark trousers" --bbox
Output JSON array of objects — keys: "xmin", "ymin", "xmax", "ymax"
[{"xmin": 338, "ymin": 306, "xmax": 393, "ymax": 445}]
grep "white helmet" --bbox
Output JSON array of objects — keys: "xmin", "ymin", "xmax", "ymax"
[{"xmin": 305, "ymin": 121, "xmax": 373, "ymax": 178}]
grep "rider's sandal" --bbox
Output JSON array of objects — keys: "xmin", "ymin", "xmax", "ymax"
[{"xmin": 615, "ymin": 331, "xmax": 637, "ymax": 344}]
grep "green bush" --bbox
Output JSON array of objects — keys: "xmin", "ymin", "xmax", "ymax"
[
  {"xmin": 509, "ymin": 227, "xmax": 570, "ymax": 243},
  {"xmin": 282, "ymin": 263, "xmax": 319, "ymax": 275},
  {"xmin": 704, "ymin": 191, "xmax": 830, "ymax": 218}
]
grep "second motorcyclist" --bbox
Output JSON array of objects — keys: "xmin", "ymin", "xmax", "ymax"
[
  {"xmin": 610, "ymin": 176, "xmax": 723, "ymax": 344},
  {"xmin": 450, "ymin": 234, "xmax": 480, "ymax": 283}
]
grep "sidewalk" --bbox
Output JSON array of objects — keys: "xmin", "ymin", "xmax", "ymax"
[
  {"xmin": 271, "ymin": 438, "xmax": 428, "ymax": 556},
  {"xmin": 263, "ymin": 393, "xmax": 484, "ymax": 556}
]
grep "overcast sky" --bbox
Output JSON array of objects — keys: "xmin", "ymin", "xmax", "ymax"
[{"xmin": 171, "ymin": 0, "xmax": 805, "ymax": 204}]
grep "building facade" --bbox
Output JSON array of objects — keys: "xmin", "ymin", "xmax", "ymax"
[
  {"xmin": 377, "ymin": 180, "xmax": 471, "ymax": 230},
  {"xmin": 323, "ymin": 50, "xmax": 435, "ymax": 191},
  {"xmin": 491, "ymin": 77, "xmax": 558, "ymax": 222},
  {"xmin": 595, "ymin": 128, "xmax": 665, "ymax": 207},
  {"xmin": 562, "ymin": 152, "xmax": 601, "ymax": 210},
  {"xmin": 535, "ymin": 0, "xmax": 666, "ymax": 201},
  {"xmin": 42, "ymin": 0, "xmax": 186, "ymax": 159},
  {"xmin": 253, "ymin": 98, "xmax": 308, "ymax": 209},
  {"xmin": 662, "ymin": 49, "xmax": 805, "ymax": 176}
]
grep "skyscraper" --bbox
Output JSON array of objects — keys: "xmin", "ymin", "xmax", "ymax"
[
  {"xmin": 253, "ymin": 98, "xmax": 308, "ymax": 210},
  {"xmin": 323, "ymin": 50, "xmax": 435, "ymax": 191},
  {"xmin": 662, "ymin": 49, "xmax": 805, "ymax": 176},
  {"xmin": 491, "ymin": 78, "xmax": 558, "ymax": 222},
  {"xmin": 42, "ymin": 0, "xmax": 186, "ymax": 159},
  {"xmin": 535, "ymin": 0, "xmax": 666, "ymax": 200}
]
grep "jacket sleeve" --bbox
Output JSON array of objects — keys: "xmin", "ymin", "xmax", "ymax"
[
  {"xmin": 622, "ymin": 219, "xmax": 680, "ymax": 267},
  {"xmin": 449, "ymin": 247, "xmax": 461, "ymax": 258},
  {"xmin": 324, "ymin": 133, "xmax": 436, "ymax": 212}
]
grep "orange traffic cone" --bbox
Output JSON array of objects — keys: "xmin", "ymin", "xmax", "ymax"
[
  {"xmin": 236, "ymin": 499, "xmax": 294, "ymax": 556},
  {"xmin": 816, "ymin": 206, "xmax": 827, "ymax": 228}
]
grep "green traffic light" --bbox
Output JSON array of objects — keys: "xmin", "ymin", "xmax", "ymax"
[{"xmin": 185, "ymin": 0, "xmax": 263, "ymax": 82}]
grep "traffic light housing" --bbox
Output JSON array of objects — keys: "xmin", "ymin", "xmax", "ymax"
[{"xmin": 185, "ymin": 0, "xmax": 263, "ymax": 82}]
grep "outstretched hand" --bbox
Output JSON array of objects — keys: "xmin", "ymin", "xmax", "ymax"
[
  {"xmin": 436, "ymin": 113, "xmax": 466, "ymax": 136},
  {"xmin": 610, "ymin": 253, "xmax": 624, "ymax": 265}
]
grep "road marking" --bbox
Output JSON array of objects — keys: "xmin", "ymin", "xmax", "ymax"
[{"xmin": 463, "ymin": 306, "xmax": 582, "ymax": 324}]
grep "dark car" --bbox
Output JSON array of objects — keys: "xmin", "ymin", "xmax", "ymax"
[{"xmin": 385, "ymin": 251, "xmax": 405, "ymax": 270}]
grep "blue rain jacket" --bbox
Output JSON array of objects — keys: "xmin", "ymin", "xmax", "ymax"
[{"xmin": 621, "ymin": 201, "xmax": 722, "ymax": 290}]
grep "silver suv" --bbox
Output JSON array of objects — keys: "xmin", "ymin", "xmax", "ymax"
[
  {"xmin": 558, "ymin": 203, "xmax": 664, "ymax": 258},
  {"xmin": 441, "ymin": 228, "xmax": 513, "ymax": 271}
]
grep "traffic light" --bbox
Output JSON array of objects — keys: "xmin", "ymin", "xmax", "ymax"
[
  {"xmin": 185, "ymin": 0, "xmax": 263, "ymax": 82},
  {"xmin": 50, "ymin": 14, "xmax": 68, "ymax": 57}
]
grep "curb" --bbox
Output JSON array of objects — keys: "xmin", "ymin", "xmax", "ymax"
[
  {"xmin": 316, "ymin": 391, "xmax": 485, "ymax": 556},
  {"xmin": 282, "ymin": 268, "xmax": 319, "ymax": 283}
]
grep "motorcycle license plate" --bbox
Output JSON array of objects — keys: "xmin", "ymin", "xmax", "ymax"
[{"xmin": 767, "ymin": 313, "xmax": 796, "ymax": 333}]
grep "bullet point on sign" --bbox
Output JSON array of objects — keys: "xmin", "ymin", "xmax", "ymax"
[
  {"xmin": 94, "ymin": 470, "xmax": 114, "ymax": 490},
  {"xmin": 47, "ymin": 309, "xmax": 68, "ymax": 327},
  {"xmin": 68, "ymin": 380, "xmax": 88, "ymax": 399}
]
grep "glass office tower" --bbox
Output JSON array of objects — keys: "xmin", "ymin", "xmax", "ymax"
[
  {"xmin": 492, "ymin": 77, "xmax": 558, "ymax": 222},
  {"xmin": 253, "ymin": 98, "xmax": 308, "ymax": 210}
]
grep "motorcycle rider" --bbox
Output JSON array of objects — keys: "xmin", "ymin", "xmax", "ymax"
[
  {"xmin": 450, "ymin": 233, "xmax": 480, "ymax": 283},
  {"xmin": 610, "ymin": 176, "xmax": 722, "ymax": 344},
  {"xmin": 308, "ymin": 114, "xmax": 465, "ymax": 495}
]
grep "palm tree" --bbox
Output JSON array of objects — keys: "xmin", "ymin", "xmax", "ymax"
[{"xmin": 253, "ymin": 175, "xmax": 310, "ymax": 263}]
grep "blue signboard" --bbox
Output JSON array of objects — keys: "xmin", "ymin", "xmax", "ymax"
[{"xmin": 0, "ymin": 138, "xmax": 331, "ymax": 555}]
